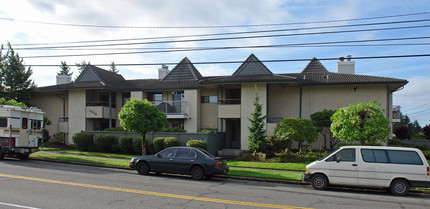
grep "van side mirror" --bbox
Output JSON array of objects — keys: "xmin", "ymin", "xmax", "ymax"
[{"xmin": 336, "ymin": 156, "xmax": 341, "ymax": 163}]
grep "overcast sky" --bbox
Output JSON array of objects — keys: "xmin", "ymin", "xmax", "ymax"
[{"xmin": 1, "ymin": 0, "xmax": 430, "ymax": 126}]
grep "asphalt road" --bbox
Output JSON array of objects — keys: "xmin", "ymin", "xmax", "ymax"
[{"xmin": 0, "ymin": 159, "xmax": 429, "ymax": 209}]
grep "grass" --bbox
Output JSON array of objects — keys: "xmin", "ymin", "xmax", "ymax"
[
  {"xmin": 39, "ymin": 147, "xmax": 62, "ymax": 151},
  {"xmin": 228, "ymin": 168, "xmax": 302, "ymax": 181},
  {"xmin": 57, "ymin": 150, "xmax": 138, "ymax": 159},
  {"xmin": 227, "ymin": 161, "xmax": 308, "ymax": 171},
  {"xmin": 31, "ymin": 152, "xmax": 130, "ymax": 167}
]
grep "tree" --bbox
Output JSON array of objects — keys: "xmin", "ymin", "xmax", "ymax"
[
  {"xmin": 0, "ymin": 43, "xmax": 36, "ymax": 105},
  {"xmin": 58, "ymin": 61, "xmax": 73, "ymax": 76},
  {"xmin": 330, "ymin": 101, "xmax": 390, "ymax": 145},
  {"xmin": 274, "ymin": 117, "xmax": 318, "ymax": 153},
  {"xmin": 423, "ymin": 124, "xmax": 430, "ymax": 140},
  {"xmin": 247, "ymin": 88, "xmax": 267, "ymax": 153},
  {"xmin": 75, "ymin": 60, "xmax": 90, "ymax": 74},
  {"xmin": 109, "ymin": 61, "xmax": 119, "ymax": 74},
  {"xmin": 310, "ymin": 109, "xmax": 339, "ymax": 150},
  {"xmin": 394, "ymin": 125, "xmax": 410, "ymax": 139},
  {"xmin": 118, "ymin": 99, "xmax": 167, "ymax": 155}
]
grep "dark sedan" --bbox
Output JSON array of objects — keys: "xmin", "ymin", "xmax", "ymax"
[{"xmin": 129, "ymin": 146, "xmax": 229, "ymax": 180}]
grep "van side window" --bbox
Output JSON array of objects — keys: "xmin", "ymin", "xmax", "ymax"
[
  {"xmin": 387, "ymin": 150, "xmax": 423, "ymax": 165},
  {"xmin": 0, "ymin": 117, "xmax": 7, "ymax": 127},
  {"xmin": 361, "ymin": 149, "xmax": 388, "ymax": 163},
  {"xmin": 22, "ymin": 118, "xmax": 28, "ymax": 129},
  {"xmin": 327, "ymin": 149, "xmax": 355, "ymax": 162}
]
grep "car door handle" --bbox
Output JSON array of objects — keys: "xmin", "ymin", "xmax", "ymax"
[
  {"xmin": 169, "ymin": 159, "xmax": 174, "ymax": 161},
  {"xmin": 190, "ymin": 160, "xmax": 194, "ymax": 162},
  {"xmin": 352, "ymin": 164, "xmax": 358, "ymax": 166}
]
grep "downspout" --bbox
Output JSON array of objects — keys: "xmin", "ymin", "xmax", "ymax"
[
  {"xmin": 299, "ymin": 87, "xmax": 303, "ymax": 118},
  {"xmin": 109, "ymin": 92, "xmax": 112, "ymax": 129},
  {"xmin": 57, "ymin": 95, "xmax": 66, "ymax": 134},
  {"xmin": 386, "ymin": 85, "xmax": 391, "ymax": 144}
]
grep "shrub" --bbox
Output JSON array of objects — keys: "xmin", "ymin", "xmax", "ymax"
[
  {"xmin": 52, "ymin": 132, "xmax": 66, "ymax": 144},
  {"xmin": 112, "ymin": 144, "xmax": 121, "ymax": 153},
  {"xmin": 146, "ymin": 140, "xmax": 155, "ymax": 155},
  {"xmin": 164, "ymin": 137, "xmax": 180, "ymax": 148},
  {"xmin": 200, "ymin": 129, "xmax": 216, "ymax": 134},
  {"xmin": 119, "ymin": 136, "xmax": 134, "ymax": 154},
  {"xmin": 264, "ymin": 136, "xmax": 284, "ymax": 157},
  {"xmin": 411, "ymin": 132, "xmax": 426, "ymax": 140},
  {"xmin": 153, "ymin": 137, "xmax": 166, "ymax": 152},
  {"xmin": 415, "ymin": 144, "xmax": 428, "ymax": 151},
  {"xmin": 394, "ymin": 125, "xmax": 410, "ymax": 139},
  {"xmin": 72, "ymin": 132, "xmax": 95, "ymax": 151},
  {"xmin": 132, "ymin": 137, "xmax": 142, "ymax": 155},
  {"xmin": 161, "ymin": 127, "xmax": 186, "ymax": 132},
  {"xmin": 186, "ymin": 140, "xmax": 207, "ymax": 150},
  {"xmin": 94, "ymin": 134, "xmax": 116, "ymax": 152},
  {"xmin": 423, "ymin": 125, "xmax": 430, "ymax": 139},
  {"xmin": 104, "ymin": 126, "xmax": 124, "ymax": 131},
  {"xmin": 234, "ymin": 152, "xmax": 265, "ymax": 162}
]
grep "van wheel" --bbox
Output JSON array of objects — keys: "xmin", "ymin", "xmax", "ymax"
[
  {"xmin": 311, "ymin": 174, "xmax": 328, "ymax": 190},
  {"xmin": 390, "ymin": 179, "xmax": 409, "ymax": 196}
]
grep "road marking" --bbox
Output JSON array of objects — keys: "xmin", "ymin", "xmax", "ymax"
[
  {"xmin": 0, "ymin": 202, "xmax": 41, "ymax": 209},
  {"xmin": 0, "ymin": 173, "xmax": 311, "ymax": 209}
]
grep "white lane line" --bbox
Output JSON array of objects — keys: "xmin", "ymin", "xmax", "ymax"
[{"xmin": 0, "ymin": 202, "xmax": 41, "ymax": 209}]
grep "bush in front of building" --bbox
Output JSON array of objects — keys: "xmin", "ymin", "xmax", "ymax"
[
  {"xmin": 161, "ymin": 127, "xmax": 186, "ymax": 132},
  {"xmin": 52, "ymin": 132, "xmax": 66, "ymax": 144},
  {"xmin": 186, "ymin": 140, "xmax": 207, "ymax": 150},
  {"xmin": 394, "ymin": 125, "xmax": 411, "ymax": 139},
  {"xmin": 164, "ymin": 137, "xmax": 180, "ymax": 148},
  {"xmin": 119, "ymin": 136, "xmax": 134, "ymax": 154},
  {"xmin": 72, "ymin": 132, "xmax": 96, "ymax": 151},
  {"xmin": 132, "ymin": 137, "xmax": 142, "ymax": 155},
  {"xmin": 94, "ymin": 134, "xmax": 116, "ymax": 152},
  {"xmin": 153, "ymin": 137, "xmax": 166, "ymax": 152},
  {"xmin": 103, "ymin": 126, "xmax": 125, "ymax": 131}
]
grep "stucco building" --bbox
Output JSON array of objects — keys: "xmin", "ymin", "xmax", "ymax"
[{"xmin": 31, "ymin": 54, "xmax": 408, "ymax": 150}]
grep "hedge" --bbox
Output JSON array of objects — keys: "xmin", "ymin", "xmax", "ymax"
[
  {"xmin": 164, "ymin": 137, "xmax": 180, "ymax": 148},
  {"xmin": 153, "ymin": 137, "xmax": 166, "ymax": 152},
  {"xmin": 119, "ymin": 136, "xmax": 134, "ymax": 154},
  {"xmin": 186, "ymin": 140, "xmax": 207, "ymax": 150},
  {"xmin": 72, "ymin": 132, "xmax": 96, "ymax": 151},
  {"xmin": 94, "ymin": 134, "xmax": 116, "ymax": 152}
]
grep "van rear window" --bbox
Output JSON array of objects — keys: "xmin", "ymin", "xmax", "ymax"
[{"xmin": 361, "ymin": 149, "xmax": 423, "ymax": 165}]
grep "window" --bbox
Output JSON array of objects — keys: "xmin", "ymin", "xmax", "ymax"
[
  {"xmin": 387, "ymin": 150, "xmax": 423, "ymax": 165},
  {"xmin": 327, "ymin": 149, "xmax": 355, "ymax": 162},
  {"xmin": 158, "ymin": 148, "xmax": 177, "ymax": 158},
  {"xmin": 0, "ymin": 118, "xmax": 7, "ymax": 127},
  {"xmin": 148, "ymin": 93, "xmax": 163, "ymax": 102},
  {"xmin": 22, "ymin": 118, "xmax": 28, "ymax": 129},
  {"xmin": 361, "ymin": 149, "xmax": 388, "ymax": 163},
  {"xmin": 190, "ymin": 150, "xmax": 197, "ymax": 158},
  {"xmin": 177, "ymin": 148, "xmax": 191, "ymax": 158},
  {"xmin": 30, "ymin": 120, "xmax": 42, "ymax": 130},
  {"xmin": 201, "ymin": 96, "xmax": 218, "ymax": 103}
]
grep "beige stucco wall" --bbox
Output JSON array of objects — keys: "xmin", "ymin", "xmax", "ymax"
[
  {"xmin": 267, "ymin": 84, "xmax": 300, "ymax": 119},
  {"xmin": 184, "ymin": 89, "xmax": 201, "ymax": 132},
  {"xmin": 68, "ymin": 90, "xmax": 86, "ymax": 144},
  {"xmin": 241, "ymin": 83, "xmax": 267, "ymax": 150},
  {"xmin": 200, "ymin": 89, "xmax": 218, "ymax": 130},
  {"xmin": 30, "ymin": 92, "xmax": 68, "ymax": 139}
]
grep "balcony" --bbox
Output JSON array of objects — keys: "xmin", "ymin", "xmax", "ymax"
[
  {"xmin": 85, "ymin": 106, "xmax": 118, "ymax": 119},
  {"xmin": 151, "ymin": 101, "xmax": 189, "ymax": 119}
]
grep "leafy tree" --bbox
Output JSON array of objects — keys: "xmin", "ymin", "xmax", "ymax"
[
  {"xmin": 247, "ymin": 88, "xmax": 267, "ymax": 153},
  {"xmin": 0, "ymin": 98, "xmax": 27, "ymax": 108},
  {"xmin": 423, "ymin": 124, "xmax": 430, "ymax": 140},
  {"xmin": 393, "ymin": 111, "xmax": 422, "ymax": 134},
  {"xmin": 42, "ymin": 117, "xmax": 52, "ymax": 143},
  {"xmin": 330, "ymin": 101, "xmax": 390, "ymax": 145},
  {"xmin": 0, "ymin": 43, "xmax": 36, "ymax": 105},
  {"xmin": 310, "ymin": 109, "xmax": 339, "ymax": 150},
  {"xmin": 109, "ymin": 61, "xmax": 119, "ymax": 74},
  {"xmin": 58, "ymin": 61, "xmax": 73, "ymax": 76},
  {"xmin": 118, "ymin": 99, "xmax": 167, "ymax": 155},
  {"xmin": 274, "ymin": 117, "xmax": 318, "ymax": 153},
  {"xmin": 394, "ymin": 125, "xmax": 410, "ymax": 139}
]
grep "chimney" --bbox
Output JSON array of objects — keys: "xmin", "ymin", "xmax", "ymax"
[
  {"xmin": 158, "ymin": 64, "xmax": 170, "ymax": 79},
  {"xmin": 56, "ymin": 75, "xmax": 72, "ymax": 85},
  {"xmin": 337, "ymin": 55, "xmax": 355, "ymax": 74}
]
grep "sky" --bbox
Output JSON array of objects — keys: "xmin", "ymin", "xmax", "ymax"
[{"xmin": 1, "ymin": 0, "xmax": 430, "ymax": 126}]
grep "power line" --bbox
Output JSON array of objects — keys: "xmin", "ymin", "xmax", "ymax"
[
  {"xmin": 3, "ymin": 11, "xmax": 430, "ymax": 29},
  {"xmin": 15, "ymin": 24, "xmax": 430, "ymax": 52},
  {"xmin": 21, "ymin": 53, "xmax": 430, "ymax": 67},
  {"xmin": 13, "ymin": 18, "xmax": 430, "ymax": 47}
]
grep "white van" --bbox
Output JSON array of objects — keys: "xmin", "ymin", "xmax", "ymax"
[{"xmin": 303, "ymin": 146, "xmax": 430, "ymax": 195}]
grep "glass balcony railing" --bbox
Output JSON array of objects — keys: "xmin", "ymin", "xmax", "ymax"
[{"xmin": 150, "ymin": 101, "xmax": 188, "ymax": 115}]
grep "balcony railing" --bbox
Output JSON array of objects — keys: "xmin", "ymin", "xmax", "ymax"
[
  {"xmin": 151, "ymin": 101, "xmax": 188, "ymax": 115},
  {"xmin": 218, "ymin": 98, "xmax": 241, "ymax": 104},
  {"xmin": 86, "ymin": 101, "xmax": 117, "ymax": 108}
]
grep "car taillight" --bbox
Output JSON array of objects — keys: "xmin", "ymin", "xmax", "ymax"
[
  {"xmin": 216, "ymin": 161, "xmax": 221, "ymax": 167},
  {"xmin": 10, "ymin": 138, "xmax": 15, "ymax": 147},
  {"xmin": 427, "ymin": 167, "xmax": 429, "ymax": 176}
]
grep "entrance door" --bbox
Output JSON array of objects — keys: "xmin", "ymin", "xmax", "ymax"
[
  {"xmin": 173, "ymin": 93, "xmax": 184, "ymax": 114},
  {"xmin": 225, "ymin": 119, "xmax": 240, "ymax": 149},
  {"xmin": 20, "ymin": 113, "xmax": 30, "ymax": 146}
]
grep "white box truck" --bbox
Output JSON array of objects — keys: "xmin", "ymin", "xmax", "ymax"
[
  {"xmin": 303, "ymin": 146, "xmax": 430, "ymax": 195},
  {"xmin": 0, "ymin": 105, "xmax": 44, "ymax": 160}
]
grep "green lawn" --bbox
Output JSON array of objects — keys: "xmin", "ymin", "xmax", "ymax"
[
  {"xmin": 31, "ymin": 152, "xmax": 130, "ymax": 167},
  {"xmin": 228, "ymin": 168, "xmax": 302, "ymax": 181},
  {"xmin": 227, "ymin": 161, "xmax": 308, "ymax": 171},
  {"xmin": 57, "ymin": 150, "xmax": 138, "ymax": 159}
]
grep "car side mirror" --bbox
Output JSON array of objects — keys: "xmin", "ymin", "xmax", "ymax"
[{"xmin": 156, "ymin": 153, "xmax": 161, "ymax": 158}]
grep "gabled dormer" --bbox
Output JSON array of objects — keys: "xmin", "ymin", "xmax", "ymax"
[
  {"xmin": 161, "ymin": 57, "xmax": 203, "ymax": 81},
  {"xmin": 301, "ymin": 57, "xmax": 328, "ymax": 73},
  {"xmin": 232, "ymin": 54, "xmax": 272, "ymax": 76},
  {"xmin": 75, "ymin": 64, "xmax": 125, "ymax": 85}
]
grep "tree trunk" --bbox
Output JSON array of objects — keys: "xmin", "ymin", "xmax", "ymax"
[{"xmin": 142, "ymin": 134, "xmax": 146, "ymax": 156}]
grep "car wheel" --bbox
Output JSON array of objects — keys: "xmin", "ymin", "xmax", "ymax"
[
  {"xmin": 17, "ymin": 153, "xmax": 29, "ymax": 160},
  {"xmin": 311, "ymin": 174, "xmax": 328, "ymax": 190},
  {"xmin": 137, "ymin": 162, "xmax": 150, "ymax": 175},
  {"xmin": 390, "ymin": 179, "xmax": 409, "ymax": 196},
  {"xmin": 190, "ymin": 166, "xmax": 204, "ymax": 180}
]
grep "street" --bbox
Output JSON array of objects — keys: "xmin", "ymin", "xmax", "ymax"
[{"xmin": 0, "ymin": 159, "xmax": 429, "ymax": 209}]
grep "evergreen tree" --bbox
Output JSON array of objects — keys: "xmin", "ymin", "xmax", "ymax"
[
  {"xmin": 0, "ymin": 43, "xmax": 36, "ymax": 105},
  {"xmin": 58, "ymin": 61, "xmax": 73, "ymax": 76},
  {"xmin": 75, "ymin": 60, "xmax": 90, "ymax": 74},
  {"xmin": 247, "ymin": 87, "xmax": 267, "ymax": 153},
  {"xmin": 110, "ymin": 61, "xmax": 119, "ymax": 74}
]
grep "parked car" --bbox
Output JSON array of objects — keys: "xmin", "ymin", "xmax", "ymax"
[
  {"xmin": 303, "ymin": 146, "xmax": 430, "ymax": 196},
  {"xmin": 129, "ymin": 146, "xmax": 229, "ymax": 180}
]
